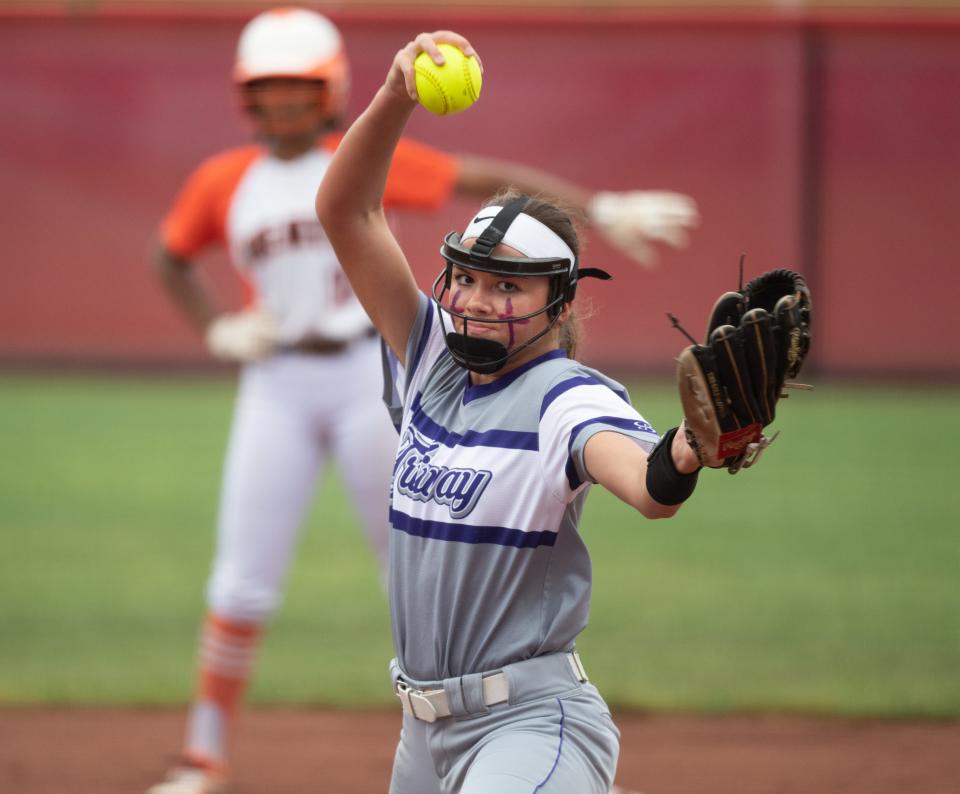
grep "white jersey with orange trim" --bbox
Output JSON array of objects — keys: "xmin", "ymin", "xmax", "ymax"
[
  {"xmin": 161, "ymin": 134, "xmax": 460, "ymax": 342},
  {"xmin": 225, "ymin": 146, "xmax": 367, "ymax": 341},
  {"xmin": 152, "ymin": 133, "xmax": 461, "ymax": 623}
]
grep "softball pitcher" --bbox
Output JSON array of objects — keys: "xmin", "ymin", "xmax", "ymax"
[
  {"xmin": 149, "ymin": 9, "xmax": 698, "ymax": 793},
  {"xmin": 316, "ymin": 31, "xmax": 706, "ymax": 794}
]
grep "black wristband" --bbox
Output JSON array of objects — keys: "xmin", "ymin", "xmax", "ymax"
[{"xmin": 645, "ymin": 426, "xmax": 701, "ymax": 505}]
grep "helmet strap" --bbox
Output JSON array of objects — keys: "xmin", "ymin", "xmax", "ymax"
[{"xmin": 469, "ymin": 196, "xmax": 529, "ymax": 259}]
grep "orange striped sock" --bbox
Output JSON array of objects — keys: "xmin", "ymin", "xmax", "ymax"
[{"xmin": 182, "ymin": 612, "xmax": 262, "ymax": 769}]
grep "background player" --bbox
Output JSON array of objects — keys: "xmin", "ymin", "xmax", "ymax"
[
  {"xmin": 316, "ymin": 30, "xmax": 708, "ymax": 793},
  {"xmin": 148, "ymin": 8, "xmax": 698, "ymax": 793}
]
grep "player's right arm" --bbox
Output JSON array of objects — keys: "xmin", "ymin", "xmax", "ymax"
[
  {"xmin": 152, "ymin": 244, "xmax": 219, "ymax": 334},
  {"xmin": 154, "ymin": 151, "xmax": 237, "ymax": 335},
  {"xmin": 316, "ymin": 31, "xmax": 476, "ymax": 363},
  {"xmin": 154, "ymin": 241, "xmax": 278, "ymax": 363},
  {"xmin": 154, "ymin": 147, "xmax": 279, "ymax": 363}
]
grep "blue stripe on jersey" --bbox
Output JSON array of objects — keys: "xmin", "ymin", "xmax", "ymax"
[
  {"xmin": 462, "ymin": 348, "xmax": 568, "ymax": 405},
  {"xmin": 564, "ymin": 415, "xmax": 659, "ymax": 490},
  {"xmin": 539, "ymin": 375, "xmax": 630, "ymax": 418},
  {"xmin": 411, "ymin": 394, "xmax": 539, "ymax": 451},
  {"xmin": 407, "ymin": 299, "xmax": 435, "ymax": 382},
  {"xmin": 564, "ymin": 457, "xmax": 583, "ymax": 492},
  {"xmin": 382, "ymin": 341, "xmax": 403, "ymax": 433},
  {"xmin": 390, "ymin": 508, "xmax": 558, "ymax": 548}
]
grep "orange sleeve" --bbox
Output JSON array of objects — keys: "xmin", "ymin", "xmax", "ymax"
[
  {"xmin": 319, "ymin": 133, "xmax": 459, "ymax": 211},
  {"xmin": 159, "ymin": 146, "xmax": 261, "ymax": 259},
  {"xmin": 384, "ymin": 138, "xmax": 461, "ymax": 210}
]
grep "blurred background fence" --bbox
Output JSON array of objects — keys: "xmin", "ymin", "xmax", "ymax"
[
  {"xmin": 2, "ymin": 2, "xmax": 960, "ymax": 724},
  {"xmin": 1, "ymin": 3, "xmax": 958, "ymax": 376}
]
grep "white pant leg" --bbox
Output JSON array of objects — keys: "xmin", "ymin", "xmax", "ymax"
[
  {"xmin": 206, "ymin": 359, "xmax": 326, "ymax": 622},
  {"xmin": 327, "ymin": 337, "xmax": 398, "ymax": 579}
]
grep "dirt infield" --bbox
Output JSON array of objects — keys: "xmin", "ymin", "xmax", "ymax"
[{"xmin": 2, "ymin": 708, "xmax": 958, "ymax": 793}]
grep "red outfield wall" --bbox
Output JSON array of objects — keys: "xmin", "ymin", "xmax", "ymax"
[{"xmin": 1, "ymin": 9, "xmax": 958, "ymax": 375}]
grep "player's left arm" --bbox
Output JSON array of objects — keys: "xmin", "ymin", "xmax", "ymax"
[
  {"xmin": 383, "ymin": 149, "xmax": 590, "ymax": 213},
  {"xmin": 455, "ymin": 155, "xmax": 593, "ymax": 214},
  {"xmin": 454, "ymin": 155, "xmax": 700, "ymax": 268},
  {"xmin": 584, "ymin": 424, "xmax": 702, "ymax": 519}
]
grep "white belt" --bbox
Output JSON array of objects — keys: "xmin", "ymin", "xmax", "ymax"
[{"xmin": 394, "ymin": 651, "xmax": 588, "ymax": 723}]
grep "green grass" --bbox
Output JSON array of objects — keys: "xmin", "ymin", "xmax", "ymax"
[{"xmin": 0, "ymin": 374, "xmax": 958, "ymax": 716}]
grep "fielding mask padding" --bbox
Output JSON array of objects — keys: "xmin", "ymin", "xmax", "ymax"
[{"xmin": 444, "ymin": 333, "xmax": 510, "ymax": 374}]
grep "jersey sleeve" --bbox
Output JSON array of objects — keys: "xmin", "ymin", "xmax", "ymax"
[
  {"xmin": 381, "ymin": 291, "xmax": 449, "ymax": 431},
  {"xmin": 382, "ymin": 138, "xmax": 460, "ymax": 210},
  {"xmin": 538, "ymin": 372, "xmax": 661, "ymax": 501},
  {"xmin": 159, "ymin": 146, "xmax": 260, "ymax": 259}
]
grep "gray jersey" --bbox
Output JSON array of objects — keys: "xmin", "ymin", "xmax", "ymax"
[{"xmin": 383, "ymin": 293, "xmax": 660, "ymax": 681}]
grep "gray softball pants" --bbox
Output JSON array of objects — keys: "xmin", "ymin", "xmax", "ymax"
[{"xmin": 387, "ymin": 652, "xmax": 620, "ymax": 794}]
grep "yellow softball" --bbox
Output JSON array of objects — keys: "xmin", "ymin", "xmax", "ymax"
[{"xmin": 414, "ymin": 43, "xmax": 482, "ymax": 116}]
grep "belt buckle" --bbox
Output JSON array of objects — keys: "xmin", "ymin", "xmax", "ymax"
[
  {"xmin": 394, "ymin": 680, "xmax": 439, "ymax": 723},
  {"xmin": 395, "ymin": 679, "xmax": 414, "ymax": 717},
  {"xmin": 408, "ymin": 690, "xmax": 439, "ymax": 723}
]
